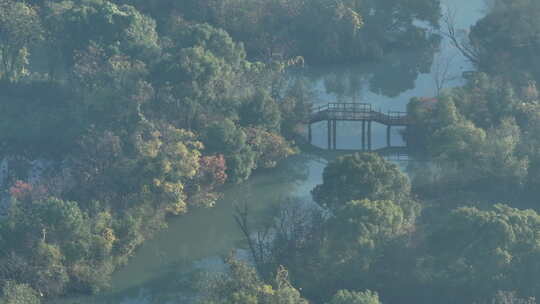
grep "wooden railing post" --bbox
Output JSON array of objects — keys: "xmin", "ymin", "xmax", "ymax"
[
  {"xmin": 327, "ymin": 119, "xmax": 331, "ymax": 150},
  {"xmin": 362, "ymin": 120, "xmax": 366, "ymax": 150},
  {"xmin": 387, "ymin": 125, "xmax": 391, "ymax": 147},
  {"xmin": 332, "ymin": 120, "xmax": 337, "ymax": 150},
  {"xmin": 367, "ymin": 120, "xmax": 372, "ymax": 151}
]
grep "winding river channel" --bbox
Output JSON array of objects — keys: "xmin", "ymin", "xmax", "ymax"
[{"xmin": 65, "ymin": 1, "xmax": 488, "ymax": 303}]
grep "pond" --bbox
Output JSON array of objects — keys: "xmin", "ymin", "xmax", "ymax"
[{"xmin": 63, "ymin": 1, "xmax": 488, "ymax": 303}]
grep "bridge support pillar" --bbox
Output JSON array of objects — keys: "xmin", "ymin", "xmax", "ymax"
[
  {"xmin": 327, "ymin": 120, "xmax": 331, "ymax": 150},
  {"xmin": 308, "ymin": 123, "xmax": 312, "ymax": 143},
  {"xmin": 387, "ymin": 125, "xmax": 391, "ymax": 147},
  {"xmin": 332, "ymin": 120, "xmax": 337, "ymax": 150},
  {"xmin": 361, "ymin": 120, "xmax": 365, "ymax": 150},
  {"xmin": 367, "ymin": 121, "xmax": 372, "ymax": 151}
]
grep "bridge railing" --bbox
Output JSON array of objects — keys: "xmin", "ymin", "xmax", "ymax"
[
  {"xmin": 328, "ymin": 103, "xmax": 372, "ymax": 113},
  {"xmin": 311, "ymin": 103, "xmax": 409, "ymax": 124},
  {"xmin": 371, "ymin": 110, "xmax": 408, "ymax": 124},
  {"xmin": 312, "ymin": 102, "xmax": 372, "ymax": 114},
  {"xmin": 311, "ymin": 104, "xmax": 329, "ymax": 114},
  {"xmin": 382, "ymin": 110, "xmax": 408, "ymax": 120}
]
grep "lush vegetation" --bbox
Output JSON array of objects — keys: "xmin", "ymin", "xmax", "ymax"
[
  {"xmin": 4, "ymin": 0, "xmax": 540, "ymax": 303},
  {"xmin": 115, "ymin": 0, "xmax": 440, "ymax": 64},
  {"xmin": 0, "ymin": 0, "xmax": 308, "ymax": 300},
  {"xmin": 407, "ymin": 0, "xmax": 540, "ymax": 204},
  {"xmin": 229, "ymin": 150, "xmax": 540, "ymax": 304},
  {"xmin": 205, "ymin": 1, "xmax": 540, "ymax": 304}
]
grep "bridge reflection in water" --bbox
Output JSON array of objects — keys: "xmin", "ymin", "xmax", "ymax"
[
  {"xmin": 307, "ymin": 103, "xmax": 410, "ymax": 161},
  {"xmin": 304, "ymin": 145, "xmax": 410, "ymax": 163}
]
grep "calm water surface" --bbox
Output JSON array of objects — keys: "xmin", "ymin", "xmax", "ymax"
[{"xmin": 65, "ymin": 1, "xmax": 487, "ymax": 303}]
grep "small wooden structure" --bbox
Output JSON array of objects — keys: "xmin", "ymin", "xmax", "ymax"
[{"xmin": 308, "ymin": 103, "xmax": 410, "ymax": 150}]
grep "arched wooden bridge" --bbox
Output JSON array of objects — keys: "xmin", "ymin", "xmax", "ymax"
[{"xmin": 308, "ymin": 103, "xmax": 410, "ymax": 150}]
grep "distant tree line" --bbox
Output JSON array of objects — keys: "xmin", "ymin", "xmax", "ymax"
[{"xmin": 113, "ymin": 0, "xmax": 440, "ymax": 64}]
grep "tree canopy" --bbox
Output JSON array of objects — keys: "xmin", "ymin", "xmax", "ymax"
[{"xmin": 312, "ymin": 153, "xmax": 411, "ymax": 211}]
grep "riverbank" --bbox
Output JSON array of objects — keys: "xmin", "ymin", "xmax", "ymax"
[
  {"xmin": 55, "ymin": 152, "xmax": 326, "ymax": 304},
  {"xmin": 49, "ymin": 1, "xmax": 488, "ymax": 302}
]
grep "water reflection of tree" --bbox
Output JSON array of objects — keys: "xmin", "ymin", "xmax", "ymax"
[
  {"xmin": 369, "ymin": 45, "xmax": 438, "ymax": 97},
  {"xmin": 299, "ymin": 36, "xmax": 440, "ymax": 101},
  {"xmin": 323, "ymin": 69, "xmax": 366, "ymax": 102}
]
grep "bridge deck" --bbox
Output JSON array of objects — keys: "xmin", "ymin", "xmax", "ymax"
[{"xmin": 310, "ymin": 103, "xmax": 409, "ymax": 126}]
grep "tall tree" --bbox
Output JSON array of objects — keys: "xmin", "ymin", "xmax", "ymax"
[
  {"xmin": 312, "ymin": 153, "xmax": 411, "ymax": 211},
  {"xmin": 42, "ymin": 0, "xmax": 159, "ymax": 72},
  {"xmin": 421, "ymin": 204, "xmax": 540, "ymax": 303},
  {"xmin": 0, "ymin": 0, "xmax": 43, "ymax": 81}
]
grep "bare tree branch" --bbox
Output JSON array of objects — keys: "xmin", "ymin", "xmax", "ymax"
[
  {"xmin": 233, "ymin": 202, "xmax": 270, "ymax": 275},
  {"xmin": 440, "ymin": 6, "xmax": 481, "ymax": 66},
  {"xmin": 432, "ymin": 50, "xmax": 460, "ymax": 95}
]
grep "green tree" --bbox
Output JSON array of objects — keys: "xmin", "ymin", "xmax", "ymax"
[
  {"xmin": 201, "ymin": 256, "xmax": 307, "ymax": 304},
  {"xmin": 0, "ymin": 281, "xmax": 41, "ymax": 304},
  {"xmin": 409, "ymin": 78, "xmax": 530, "ymax": 195},
  {"xmin": 244, "ymin": 127, "xmax": 296, "ymax": 169},
  {"xmin": 203, "ymin": 119, "xmax": 256, "ymax": 183},
  {"xmin": 0, "ymin": 196, "xmax": 117, "ymax": 295},
  {"xmin": 132, "ymin": 121, "xmax": 203, "ymax": 214},
  {"xmin": 32, "ymin": 241, "xmax": 69, "ymax": 296},
  {"xmin": 240, "ymin": 89, "xmax": 281, "ymax": 132},
  {"xmin": 469, "ymin": 0, "xmax": 540, "ymax": 82},
  {"xmin": 43, "ymin": 0, "xmax": 159, "ymax": 71},
  {"xmin": 429, "ymin": 119, "xmax": 486, "ymax": 165},
  {"xmin": 312, "ymin": 199, "xmax": 416, "ymax": 300},
  {"xmin": 279, "ymin": 79, "xmax": 312, "ymax": 138},
  {"xmin": 421, "ymin": 204, "xmax": 540, "ymax": 303},
  {"xmin": 480, "ymin": 118, "xmax": 528, "ymax": 190},
  {"xmin": 0, "ymin": 0, "xmax": 43, "ymax": 81},
  {"xmin": 312, "ymin": 153, "xmax": 411, "ymax": 211},
  {"xmin": 327, "ymin": 289, "xmax": 381, "ymax": 304},
  {"xmin": 327, "ymin": 199, "xmax": 415, "ymax": 267},
  {"xmin": 253, "ymin": 197, "xmax": 417, "ymax": 303},
  {"xmin": 152, "ymin": 22, "xmax": 252, "ymax": 129}
]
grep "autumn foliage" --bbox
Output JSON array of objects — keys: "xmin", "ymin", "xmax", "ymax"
[
  {"xmin": 199, "ymin": 154, "xmax": 228, "ymax": 185},
  {"xmin": 9, "ymin": 180, "xmax": 47, "ymax": 201}
]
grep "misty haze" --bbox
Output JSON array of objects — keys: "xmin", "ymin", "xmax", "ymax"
[{"xmin": 0, "ymin": 0, "xmax": 538, "ymax": 303}]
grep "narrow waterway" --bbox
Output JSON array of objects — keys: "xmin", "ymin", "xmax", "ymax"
[{"xmin": 66, "ymin": 1, "xmax": 488, "ymax": 303}]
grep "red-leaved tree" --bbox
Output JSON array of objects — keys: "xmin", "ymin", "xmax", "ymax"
[
  {"xmin": 199, "ymin": 155, "xmax": 228, "ymax": 186},
  {"xmin": 9, "ymin": 180, "xmax": 48, "ymax": 201}
]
